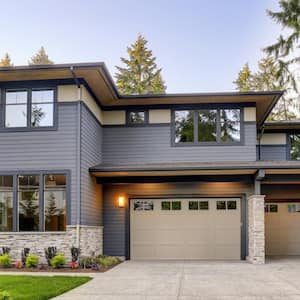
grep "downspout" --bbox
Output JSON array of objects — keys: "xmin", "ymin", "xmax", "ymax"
[
  {"xmin": 258, "ymin": 125, "xmax": 265, "ymax": 161},
  {"xmin": 70, "ymin": 66, "xmax": 82, "ymax": 248}
]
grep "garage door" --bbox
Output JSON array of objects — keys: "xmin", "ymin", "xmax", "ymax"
[
  {"xmin": 265, "ymin": 202, "xmax": 300, "ymax": 255},
  {"xmin": 130, "ymin": 198, "xmax": 241, "ymax": 260}
]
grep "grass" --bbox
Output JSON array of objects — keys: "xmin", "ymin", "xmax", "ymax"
[{"xmin": 0, "ymin": 275, "xmax": 91, "ymax": 300}]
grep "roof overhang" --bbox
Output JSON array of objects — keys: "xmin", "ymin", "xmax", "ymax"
[
  {"xmin": 0, "ymin": 63, "xmax": 283, "ymax": 127},
  {"xmin": 263, "ymin": 121, "xmax": 300, "ymax": 132},
  {"xmin": 90, "ymin": 161, "xmax": 300, "ymax": 179}
]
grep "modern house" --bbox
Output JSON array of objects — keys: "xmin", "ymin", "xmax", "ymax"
[{"xmin": 0, "ymin": 62, "xmax": 299, "ymax": 264}]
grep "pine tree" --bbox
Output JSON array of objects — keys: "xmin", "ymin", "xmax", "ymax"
[
  {"xmin": 45, "ymin": 192, "xmax": 58, "ymax": 225},
  {"xmin": 28, "ymin": 46, "xmax": 54, "ymax": 65},
  {"xmin": 233, "ymin": 63, "xmax": 253, "ymax": 91},
  {"xmin": 0, "ymin": 53, "xmax": 13, "ymax": 67},
  {"xmin": 233, "ymin": 56, "xmax": 298, "ymax": 120},
  {"xmin": 115, "ymin": 34, "xmax": 166, "ymax": 94}
]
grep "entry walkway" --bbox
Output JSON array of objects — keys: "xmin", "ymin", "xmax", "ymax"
[{"xmin": 53, "ymin": 258, "xmax": 300, "ymax": 299}]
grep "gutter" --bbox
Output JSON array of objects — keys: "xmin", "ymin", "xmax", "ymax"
[{"xmin": 70, "ymin": 66, "xmax": 82, "ymax": 249}]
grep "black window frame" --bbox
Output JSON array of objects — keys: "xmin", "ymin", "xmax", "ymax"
[
  {"xmin": 0, "ymin": 170, "xmax": 70, "ymax": 232},
  {"xmin": 126, "ymin": 110, "xmax": 149, "ymax": 126},
  {"xmin": 1, "ymin": 87, "xmax": 57, "ymax": 132},
  {"xmin": 171, "ymin": 107, "xmax": 243, "ymax": 146},
  {"xmin": 288, "ymin": 133, "xmax": 300, "ymax": 160}
]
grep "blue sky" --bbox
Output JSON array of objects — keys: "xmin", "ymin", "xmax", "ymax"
[{"xmin": 0, "ymin": 0, "xmax": 280, "ymax": 92}]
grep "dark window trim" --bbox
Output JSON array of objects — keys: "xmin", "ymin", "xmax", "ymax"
[
  {"xmin": 126, "ymin": 109, "xmax": 149, "ymax": 126},
  {"xmin": 0, "ymin": 170, "xmax": 70, "ymax": 233},
  {"xmin": 1, "ymin": 87, "xmax": 57, "ymax": 132},
  {"xmin": 171, "ymin": 107, "xmax": 244, "ymax": 147}
]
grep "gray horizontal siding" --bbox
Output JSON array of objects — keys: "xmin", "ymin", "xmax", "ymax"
[
  {"xmin": 103, "ymin": 123, "xmax": 256, "ymax": 164},
  {"xmin": 80, "ymin": 103, "xmax": 103, "ymax": 226},
  {"xmin": 0, "ymin": 103, "xmax": 79, "ymax": 224},
  {"xmin": 258, "ymin": 145, "xmax": 287, "ymax": 160},
  {"xmin": 103, "ymin": 182, "xmax": 254, "ymax": 257}
]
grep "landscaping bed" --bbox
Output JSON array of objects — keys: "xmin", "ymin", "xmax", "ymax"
[{"xmin": 0, "ymin": 246, "xmax": 122, "ymax": 273}]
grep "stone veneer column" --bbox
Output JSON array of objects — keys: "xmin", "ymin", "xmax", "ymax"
[{"xmin": 247, "ymin": 195, "xmax": 265, "ymax": 264}]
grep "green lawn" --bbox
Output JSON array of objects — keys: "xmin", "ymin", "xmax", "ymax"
[{"xmin": 0, "ymin": 275, "xmax": 91, "ymax": 300}]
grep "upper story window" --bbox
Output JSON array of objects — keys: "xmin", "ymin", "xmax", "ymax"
[
  {"xmin": 174, "ymin": 108, "xmax": 241, "ymax": 145},
  {"xmin": 290, "ymin": 134, "xmax": 300, "ymax": 160},
  {"xmin": 5, "ymin": 88, "xmax": 55, "ymax": 129},
  {"xmin": 127, "ymin": 110, "xmax": 148, "ymax": 125}
]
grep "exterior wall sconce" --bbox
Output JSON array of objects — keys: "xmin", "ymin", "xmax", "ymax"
[{"xmin": 118, "ymin": 196, "xmax": 125, "ymax": 208}]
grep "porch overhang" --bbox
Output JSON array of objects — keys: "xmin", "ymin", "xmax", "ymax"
[{"xmin": 90, "ymin": 161, "xmax": 300, "ymax": 183}]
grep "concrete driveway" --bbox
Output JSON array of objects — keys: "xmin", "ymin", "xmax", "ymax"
[{"xmin": 54, "ymin": 258, "xmax": 300, "ymax": 300}]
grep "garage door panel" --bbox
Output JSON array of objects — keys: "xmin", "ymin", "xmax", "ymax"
[
  {"xmin": 131, "ymin": 198, "xmax": 241, "ymax": 260},
  {"xmin": 266, "ymin": 202, "xmax": 300, "ymax": 256}
]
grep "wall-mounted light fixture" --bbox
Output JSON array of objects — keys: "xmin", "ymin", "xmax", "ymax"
[{"xmin": 118, "ymin": 196, "xmax": 125, "ymax": 208}]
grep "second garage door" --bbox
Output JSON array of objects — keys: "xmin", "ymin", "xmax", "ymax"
[{"xmin": 130, "ymin": 198, "xmax": 241, "ymax": 260}]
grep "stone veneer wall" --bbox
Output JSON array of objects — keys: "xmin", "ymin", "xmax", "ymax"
[
  {"xmin": 247, "ymin": 195, "xmax": 265, "ymax": 264},
  {"xmin": 0, "ymin": 225, "xmax": 103, "ymax": 262}
]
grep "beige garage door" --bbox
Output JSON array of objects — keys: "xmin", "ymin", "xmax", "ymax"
[
  {"xmin": 266, "ymin": 202, "xmax": 300, "ymax": 255},
  {"xmin": 130, "ymin": 198, "xmax": 241, "ymax": 260}
]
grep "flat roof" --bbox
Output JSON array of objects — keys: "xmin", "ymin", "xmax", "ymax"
[{"xmin": 0, "ymin": 62, "xmax": 283, "ymax": 126}]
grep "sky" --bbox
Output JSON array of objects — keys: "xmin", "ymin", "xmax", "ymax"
[{"xmin": 0, "ymin": 0, "xmax": 282, "ymax": 92}]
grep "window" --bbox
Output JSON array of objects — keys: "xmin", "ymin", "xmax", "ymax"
[
  {"xmin": 5, "ymin": 88, "xmax": 55, "ymax": 129},
  {"xmin": 265, "ymin": 204, "xmax": 278, "ymax": 213},
  {"xmin": 161, "ymin": 201, "xmax": 171, "ymax": 210},
  {"xmin": 128, "ymin": 111, "xmax": 146, "ymax": 124},
  {"xmin": 133, "ymin": 200, "xmax": 154, "ymax": 211},
  {"xmin": 287, "ymin": 204, "xmax": 300, "ymax": 213},
  {"xmin": 175, "ymin": 110, "xmax": 194, "ymax": 143},
  {"xmin": 198, "ymin": 110, "xmax": 217, "ymax": 142},
  {"xmin": 216, "ymin": 201, "xmax": 226, "ymax": 210},
  {"xmin": 161, "ymin": 201, "xmax": 181, "ymax": 210},
  {"xmin": 18, "ymin": 175, "xmax": 40, "ymax": 231},
  {"xmin": 290, "ymin": 134, "xmax": 300, "ymax": 160},
  {"xmin": 0, "ymin": 176, "xmax": 13, "ymax": 232},
  {"xmin": 44, "ymin": 174, "xmax": 66, "ymax": 231},
  {"xmin": 174, "ymin": 108, "xmax": 241, "ymax": 145},
  {"xmin": 31, "ymin": 90, "xmax": 54, "ymax": 127},
  {"xmin": 220, "ymin": 109, "xmax": 240, "ymax": 142},
  {"xmin": 5, "ymin": 91, "xmax": 28, "ymax": 127},
  {"xmin": 227, "ymin": 200, "xmax": 237, "ymax": 210},
  {"xmin": 189, "ymin": 200, "xmax": 209, "ymax": 210}
]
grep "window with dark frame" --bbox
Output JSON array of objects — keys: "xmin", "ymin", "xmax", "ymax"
[
  {"xmin": 0, "ymin": 172, "xmax": 68, "ymax": 232},
  {"xmin": 0, "ymin": 176, "xmax": 13, "ymax": 232},
  {"xmin": 174, "ymin": 108, "xmax": 241, "ymax": 145},
  {"xmin": 5, "ymin": 88, "xmax": 55, "ymax": 129},
  {"xmin": 44, "ymin": 174, "xmax": 67, "ymax": 231},
  {"xmin": 128, "ymin": 111, "xmax": 146, "ymax": 124},
  {"xmin": 290, "ymin": 134, "xmax": 300, "ymax": 160}
]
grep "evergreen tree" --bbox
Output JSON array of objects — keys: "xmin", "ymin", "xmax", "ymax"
[
  {"xmin": 233, "ymin": 56, "xmax": 298, "ymax": 121},
  {"xmin": 233, "ymin": 63, "xmax": 253, "ymax": 91},
  {"xmin": 0, "ymin": 53, "xmax": 13, "ymax": 67},
  {"xmin": 264, "ymin": 0, "xmax": 300, "ymax": 66},
  {"xmin": 45, "ymin": 192, "xmax": 58, "ymax": 225},
  {"xmin": 28, "ymin": 47, "xmax": 54, "ymax": 65},
  {"xmin": 115, "ymin": 34, "xmax": 166, "ymax": 94}
]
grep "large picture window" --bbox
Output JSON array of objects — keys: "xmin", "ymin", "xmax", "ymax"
[
  {"xmin": 290, "ymin": 134, "xmax": 300, "ymax": 160},
  {"xmin": 5, "ymin": 88, "xmax": 55, "ymax": 129},
  {"xmin": 174, "ymin": 108, "xmax": 241, "ymax": 145},
  {"xmin": 44, "ymin": 174, "xmax": 66, "ymax": 231},
  {"xmin": 0, "ymin": 176, "xmax": 13, "ymax": 232}
]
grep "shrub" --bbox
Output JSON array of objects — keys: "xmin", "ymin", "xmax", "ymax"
[
  {"xmin": 98, "ymin": 256, "xmax": 120, "ymax": 267},
  {"xmin": 45, "ymin": 246, "xmax": 57, "ymax": 266},
  {"xmin": 0, "ymin": 254, "xmax": 11, "ymax": 268},
  {"xmin": 1, "ymin": 248, "xmax": 10, "ymax": 255},
  {"xmin": 50, "ymin": 254, "xmax": 66, "ymax": 269},
  {"xmin": 25, "ymin": 254, "xmax": 39, "ymax": 268},
  {"xmin": 78, "ymin": 256, "xmax": 95, "ymax": 269},
  {"xmin": 0, "ymin": 290, "xmax": 10, "ymax": 300}
]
